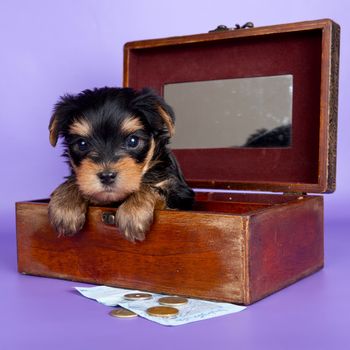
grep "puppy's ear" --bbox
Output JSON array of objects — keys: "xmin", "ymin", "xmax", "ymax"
[
  {"xmin": 49, "ymin": 94, "xmax": 77, "ymax": 147},
  {"xmin": 157, "ymin": 104, "xmax": 175, "ymax": 137},
  {"xmin": 49, "ymin": 114, "xmax": 59, "ymax": 147},
  {"xmin": 131, "ymin": 88, "xmax": 175, "ymax": 137}
]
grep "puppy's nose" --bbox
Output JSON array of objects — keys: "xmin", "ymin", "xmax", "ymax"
[{"xmin": 97, "ymin": 171, "xmax": 117, "ymax": 185}]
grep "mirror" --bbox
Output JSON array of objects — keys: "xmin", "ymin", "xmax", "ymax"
[{"xmin": 164, "ymin": 75, "xmax": 293, "ymax": 149}]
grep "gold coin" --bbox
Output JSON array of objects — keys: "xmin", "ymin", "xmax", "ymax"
[
  {"xmin": 124, "ymin": 293, "xmax": 153, "ymax": 301},
  {"xmin": 158, "ymin": 296, "xmax": 188, "ymax": 306},
  {"xmin": 109, "ymin": 308, "xmax": 138, "ymax": 318},
  {"xmin": 146, "ymin": 306, "xmax": 179, "ymax": 317}
]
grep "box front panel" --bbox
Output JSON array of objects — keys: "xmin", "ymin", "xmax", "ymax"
[{"xmin": 16, "ymin": 202, "xmax": 247, "ymax": 303}]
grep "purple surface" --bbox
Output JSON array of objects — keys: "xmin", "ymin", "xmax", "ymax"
[
  {"xmin": 1, "ymin": 221, "xmax": 349, "ymax": 349},
  {"xmin": 0, "ymin": 0, "xmax": 349, "ymax": 349}
]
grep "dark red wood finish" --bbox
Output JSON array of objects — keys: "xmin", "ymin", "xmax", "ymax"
[{"xmin": 124, "ymin": 19, "xmax": 339, "ymax": 194}]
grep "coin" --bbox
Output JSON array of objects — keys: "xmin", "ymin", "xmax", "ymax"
[
  {"xmin": 158, "ymin": 296, "xmax": 188, "ymax": 306},
  {"xmin": 109, "ymin": 308, "xmax": 138, "ymax": 318},
  {"xmin": 124, "ymin": 293, "xmax": 153, "ymax": 301},
  {"xmin": 146, "ymin": 306, "xmax": 179, "ymax": 317}
]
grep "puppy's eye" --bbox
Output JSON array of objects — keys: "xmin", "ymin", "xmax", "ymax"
[
  {"xmin": 126, "ymin": 135, "xmax": 140, "ymax": 148},
  {"xmin": 76, "ymin": 139, "xmax": 89, "ymax": 152}
]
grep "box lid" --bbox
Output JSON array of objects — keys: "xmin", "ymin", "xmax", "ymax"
[{"xmin": 123, "ymin": 19, "xmax": 339, "ymax": 194}]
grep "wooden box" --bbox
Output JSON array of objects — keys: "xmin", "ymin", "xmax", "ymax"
[{"xmin": 16, "ymin": 19, "xmax": 339, "ymax": 305}]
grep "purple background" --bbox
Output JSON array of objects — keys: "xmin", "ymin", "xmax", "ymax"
[{"xmin": 0, "ymin": 1, "xmax": 349, "ymax": 349}]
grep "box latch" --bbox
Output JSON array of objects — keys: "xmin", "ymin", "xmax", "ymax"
[
  {"xmin": 209, "ymin": 22, "xmax": 254, "ymax": 32},
  {"xmin": 102, "ymin": 212, "xmax": 116, "ymax": 225}
]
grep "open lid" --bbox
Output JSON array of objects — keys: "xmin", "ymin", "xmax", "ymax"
[{"xmin": 124, "ymin": 19, "xmax": 340, "ymax": 194}]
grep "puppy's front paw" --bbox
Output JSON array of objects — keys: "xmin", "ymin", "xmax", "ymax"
[
  {"xmin": 48, "ymin": 179, "xmax": 89, "ymax": 237},
  {"xmin": 48, "ymin": 203, "xmax": 86, "ymax": 237},
  {"xmin": 115, "ymin": 201, "xmax": 153, "ymax": 242},
  {"xmin": 115, "ymin": 187, "xmax": 165, "ymax": 242}
]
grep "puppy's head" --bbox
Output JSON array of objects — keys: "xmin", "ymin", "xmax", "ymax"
[{"xmin": 49, "ymin": 87, "xmax": 175, "ymax": 203}]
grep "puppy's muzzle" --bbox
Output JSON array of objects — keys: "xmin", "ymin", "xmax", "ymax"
[{"xmin": 97, "ymin": 171, "xmax": 117, "ymax": 185}]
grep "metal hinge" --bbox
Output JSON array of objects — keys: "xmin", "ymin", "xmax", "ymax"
[
  {"xmin": 209, "ymin": 22, "xmax": 254, "ymax": 33},
  {"xmin": 283, "ymin": 192, "xmax": 307, "ymax": 197}
]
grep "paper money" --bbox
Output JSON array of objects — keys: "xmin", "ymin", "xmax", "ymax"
[{"xmin": 75, "ymin": 286, "xmax": 246, "ymax": 326}]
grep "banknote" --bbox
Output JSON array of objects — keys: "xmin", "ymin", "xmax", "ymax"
[{"xmin": 75, "ymin": 286, "xmax": 246, "ymax": 326}]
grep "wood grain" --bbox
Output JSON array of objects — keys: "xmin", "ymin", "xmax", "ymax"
[
  {"xmin": 16, "ymin": 201, "xmax": 246, "ymax": 302},
  {"xmin": 16, "ymin": 194, "xmax": 324, "ymax": 304},
  {"xmin": 246, "ymin": 196, "xmax": 324, "ymax": 303}
]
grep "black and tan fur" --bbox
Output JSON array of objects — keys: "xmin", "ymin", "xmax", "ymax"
[{"xmin": 48, "ymin": 87, "xmax": 194, "ymax": 242}]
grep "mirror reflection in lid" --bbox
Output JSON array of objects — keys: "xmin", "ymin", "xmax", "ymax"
[{"xmin": 164, "ymin": 75, "xmax": 293, "ymax": 149}]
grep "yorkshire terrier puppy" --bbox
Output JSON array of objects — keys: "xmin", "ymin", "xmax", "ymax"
[{"xmin": 48, "ymin": 87, "xmax": 194, "ymax": 242}]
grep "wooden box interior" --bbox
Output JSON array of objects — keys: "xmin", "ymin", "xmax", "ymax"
[{"xmin": 25, "ymin": 191, "xmax": 301, "ymax": 214}]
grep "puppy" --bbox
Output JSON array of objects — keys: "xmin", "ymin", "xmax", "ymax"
[{"xmin": 48, "ymin": 87, "xmax": 194, "ymax": 242}]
